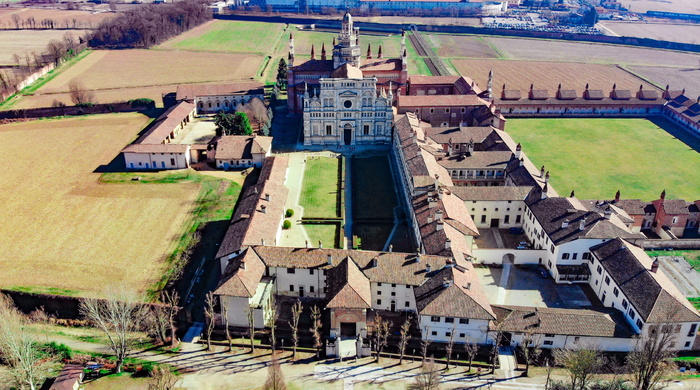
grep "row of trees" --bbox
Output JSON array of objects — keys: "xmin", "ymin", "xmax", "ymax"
[{"xmin": 88, "ymin": 0, "xmax": 212, "ymax": 48}]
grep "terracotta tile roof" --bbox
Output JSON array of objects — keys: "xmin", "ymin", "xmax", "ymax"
[
  {"xmin": 492, "ymin": 305, "xmax": 634, "ymax": 338},
  {"xmin": 215, "ymin": 136, "xmax": 272, "ymax": 161},
  {"xmin": 496, "ymin": 97, "xmax": 665, "ymax": 106},
  {"xmin": 590, "ymin": 238, "xmax": 700, "ymax": 323},
  {"xmin": 529, "ymin": 89, "xmax": 549, "ymax": 100},
  {"xmin": 292, "ymin": 59, "xmax": 334, "ymax": 73},
  {"xmin": 502, "ymin": 89, "xmax": 522, "ymax": 100},
  {"xmin": 612, "ymin": 199, "xmax": 655, "ymax": 216},
  {"xmin": 637, "ymin": 89, "xmax": 659, "ymax": 100},
  {"xmin": 658, "ymin": 199, "xmax": 691, "ymax": 215},
  {"xmin": 176, "ymin": 83, "xmax": 264, "ymax": 101},
  {"xmin": 215, "ymin": 248, "xmax": 266, "ymax": 297},
  {"xmin": 556, "ymin": 89, "xmax": 577, "ymax": 100},
  {"xmin": 49, "ymin": 364, "xmax": 84, "ymax": 390},
  {"xmin": 331, "ymin": 63, "xmax": 364, "ymax": 79},
  {"xmin": 414, "ymin": 265, "xmax": 495, "ymax": 320},
  {"xmin": 583, "ymin": 89, "xmax": 605, "ymax": 100},
  {"xmin": 122, "ymin": 144, "xmax": 190, "ymax": 154},
  {"xmin": 398, "ymin": 94, "xmax": 487, "ymax": 107},
  {"xmin": 424, "ymin": 126, "xmax": 494, "ymax": 145},
  {"xmin": 326, "ymin": 257, "xmax": 372, "ymax": 309},
  {"xmin": 437, "ymin": 151, "xmax": 513, "ymax": 170},
  {"xmin": 611, "ymin": 89, "xmax": 632, "ymax": 100},
  {"xmin": 215, "ymin": 156, "xmax": 289, "ymax": 259},
  {"xmin": 448, "ymin": 186, "xmax": 533, "ymax": 202},
  {"xmin": 134, "ymin": 101, "xmax": 195, "ymax": 145},
  {"xmin": 360, "ymin": 58, "xmax": 401, "ymax": 72}
]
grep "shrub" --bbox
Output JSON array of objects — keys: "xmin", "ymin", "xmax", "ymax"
[
  {"xmin": 128, "ymin": 98, "xmax": 155, "ymax": 109},
  {"xmin": 285, "ymin": 209, "xmax": 294, "ymax": 218},
  {"xmin": 44, "ymin": 342, "xmax": 73, "ymax": 360},
  {"xmin": 282, "ymin": 220, "xmax": 292, "ymax": 229}
]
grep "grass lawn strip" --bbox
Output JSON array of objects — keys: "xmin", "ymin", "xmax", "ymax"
[
  {"xmin": 299, "ymin": 156, "xmax": 341, "ymax": 219},
  {"xmin": 506, "ymin": 118, "xmax": 700, "ymax": 201},
  {"xmin": 304, "ymin": 224, "xmax": 340, "ymax": 249},
  {"xmin": 646, "ymin": 250, "xmax": 700, "ymax": 271}
]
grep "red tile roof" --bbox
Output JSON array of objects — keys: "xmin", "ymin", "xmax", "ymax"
[
  {"xmin": 215, "ymin": 248, "xmax": 266, "ymax": 297},
  {"xmin": 215, "ymin": 136, "xmax": 272, "ymax": 160},
  {"xmin": 176, "ymin": 83, "xmax": 265, "ymax": 101},
  {"xmin": 326, "ymin": 257, "xmax": 372, "ymax": 309},
  {"xmin": 398, "ymin": 94, "xmax": 487, "ymax": 107}
]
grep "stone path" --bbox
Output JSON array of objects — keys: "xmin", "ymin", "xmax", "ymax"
[
  {"xmin": 279, "ymin": 153, "xmax": 310, "ymax": 247},
  {"xmin": 495, "ymin": 262, "xmax": 512, "ymax": 305}
]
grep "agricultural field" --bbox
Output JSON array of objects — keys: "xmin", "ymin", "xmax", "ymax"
[
  {"xmin": 451, "ymin": 59, "xmax": 656, "ymax": 93},
  {"xmin": 0, "ymin": 8, "xmax": 113, "ymax": 29},
  {"xmin": 9, "ymin": 49, "xmax": 264, "ymax": 109},
  {"xmin": 426, "ymin": 34, "xmax": 499, "ymax": 58},
  {"xmin": 506, "ymin": 118, "xmax": 700, "ymax": 201},
  {"xmin": 0, "ymin": 113, "xmax": 203, "ymax": 297},
  {"xmin": 300, "ymin": 156, "xmax": 341, "ymax": 218},
  {"xmin": 0, "ymin": 29, "xmax": 87, "ymax": 65},
  {"xmin": 158, "ymin": 20, "xmax": 286, "ymax": 54},
  {"xmin": 484, "ymin": 36, "xmax": 700, "ymax": 67},
  {"xmin": 617, "ymin": 0, "xmax": 700, "ymax": 14},
  {"xmin": 291, "ymin": 29, "xmax": 404, "ymax": 59},
  {"xmin": 628, "ymin": 65, "xmax": 700, "ymax": 100},
  {"xmin": 600, "ymin": 22, "xmax": 700, "ymax": 45}
]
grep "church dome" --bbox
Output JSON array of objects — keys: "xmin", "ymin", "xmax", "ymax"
[{"xmin": 343, "ymin": 12, "xmax": 352, "ymax": 23}]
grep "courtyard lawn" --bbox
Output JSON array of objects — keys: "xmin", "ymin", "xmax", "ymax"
[
  {"xmin": 304, "ymin": 224, "xmax": 340, "ymax": 249},
  {"xmin": 0, "ymin": 113, "xmax": 240, "ymax": 298},
  {"xmin": 158, "ymin": 20, "xmax": 286, "ymax": 54},
  {"xmin": 647, "ymin": 250, "xmax": 700, "ymax": 271},
  {"xmin": 506, "ymin": 118, "xmax": 700, "ymax": 201},
  {"xmin": 300, "ymin": 156, "xmax": 341, "ymax": 218}
]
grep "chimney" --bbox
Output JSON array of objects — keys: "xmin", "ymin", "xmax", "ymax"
[
  {"xmin": 305, "ymin": 240, "xmax": 309, "ymax": 248},
  {"xmin": 561, "ymin": 219, "xmax": 569, "ymax": 228},
  {"xmin": 261, "ymin": 238, "xmax": 265, "ymax": 246},
  {"xmin": 371, "ymin": 257, "xmax": 378, "ymax": 268},
  {"xmin": 442, "ymin": 278, "xmax": 452, "ymax": 288},
  {"xmin": 378, "ymin": 44, "xmax": 383, "ymax": 59},
  {"xmin": 579, "ymin": 217, "xmax": 586, "ymax": 231},
  {"xmin": 466, "ymin": 282, "xmax": 471, "ymax": 290},
  {"xmin": 416, "ymin": 252, "xmax": 421, "ymax": 263},
  {"xmin": 438, "ymin": 187, "xmax": 444, "ymax": 200},
  {"xmin": 540, "ymin": 165, "xmax": 545, "ymax": 177},
  {"xmin": 327, "ymin": 254, "xmax": 332, "ymax": 265},
  {"xmin": 321, "ymin": 42, "xmax": 326, "ymax": 60},
  {"xmin": 427, "ymin": 214, "xmax": 434, "ymax": 223},
  {"xmin": 604, "ymin": 207, "xmax": 612, "ymax": 220},
  {"xmin": 319, "ymin": 240, "xmax": 323, "ymax": 249},
  {"xmin": 254, "ymin": 187, "xmax": 258, "ymax": 194},
  {"xmin": 541, "ymin": 183, "xmax": 548, "ymax": 200},
  {"xmin": 310, "ymin": 44, "xmax": 315, "ymax": 60},
  {"xmin": 545, "ymin": 171, "xmax": 550, "ymax": 184},
  {"xmin": 436, "ymin": 209, "xmax": 443, "ymax": 220},
  {"xmin": 389, "ymin": 244, "xmax": 393, "ymax": 253},
  {"xmin": 436, "ymin": 219, "xmax": 444, "ymax": 231},
  {"xmin": 265, "ymin": 193, "xmax": 270, "ymax": 201},
  {"xmin": 651, "ymin": 257, "xmax": 659, "ymax": 273},
  {"xmin": 434, "ymin": 174, "xmax": 440, "ymax": 192},
  {"xmin": 426, "ymin": 263, "xmax": 431, "ymax": 273},
  {"xmin": 615, "ymin": 190, "xmax": 620, "ymax": 203},
  {"xmin": 660, "ymin": 189, "xmax": 666, "ymax": 201},
  {"xmin": 515, "ymin": 143, "xmax": 522, "ymax": 159},
  {"xmin": 570, "ymin": 190, "xmax": 575, "ymax": 198},
  {"xmin": 445, "ymin": 238, "xmax": 451, "ymax": 250},
  {"xmin": 428, "ymin": 196, "xmax": 437, "ymax": 209},
  {"xmin": 261, "ymin": 204, "xmax": 267, "ymax": 214},
  {"xmin": 519, "ymin": 157, "xmax": 524, "ymax": 167}
]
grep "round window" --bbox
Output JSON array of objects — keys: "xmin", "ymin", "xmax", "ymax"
[{"xmin": 344, "ymin": 100, "xmax": 352, "ymax": 108}]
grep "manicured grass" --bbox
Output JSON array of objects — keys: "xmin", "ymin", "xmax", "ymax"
[
  {"xmin": 304, "ymin": 224, "xmax": 340, "ymax": 249},
  {"xmin": 688, "ymin": 298, "xmax": 700, "ymax": 311},
  {"xmin": 506, "ymin": 118, "xmax": 700, "ymax": 201},
  {"xmin": 160, "ymin": 20, "xmax": 286, "ymax": 54},
  {"xmin": 647, "ymin": 250, "xmax": 700, "ymax": 271},
  {"xmin": 300, "ymin": 156, "xmax": 341, "ymax": 218}
]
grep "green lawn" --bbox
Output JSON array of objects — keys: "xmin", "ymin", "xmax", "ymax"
[
  {"xmin": 162, "ymin": 20, "xmax": 285, "ymax": 54},
  {"xmin": 304, "ymin": 224, "xmax": 340, "ymax": 249},
  {"xmin": 647, "ymin": 250, "xmax": 700, "ymax": 271},
  {"xmin": 506, "ymin": 118, "xmax": 700, "ymax": 201},
  {"xmin": 300, "ymin": 157, "xmax": 341, "ymax": 218}
]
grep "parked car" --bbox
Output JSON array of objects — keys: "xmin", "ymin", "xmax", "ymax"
[
  {"xmin": 539, "ymin": 268, "xmax": 549, "ymax": 278},
  {"xmin": 509, "ymin": 227, "xmax": 524, "ymax": 235}
]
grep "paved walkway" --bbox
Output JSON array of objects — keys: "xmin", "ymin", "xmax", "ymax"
[{"xmin": 279, "ymin": 153, "xmax": 310, "ymax": 247}]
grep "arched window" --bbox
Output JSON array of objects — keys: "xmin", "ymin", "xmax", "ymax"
[
  {"xmin": 208, "ymin": 102, "xmax": 212, "ymax": 108},
  {"xmin": 216, "ymin": 101, "xmax": 220, "ymax": 108},
  {"xmin": 198, "ymin": 102, "xmax": 203, "ymax": 109},
  {"xmin": 240, "ymin": 101, "xmax": 245, "ymax": 106},
  {"xmin": 224, "ymin": 101, "xmax": 229, "ymax": 108},
  {"xmin": 232, "ymin": 101, "xmax": 237, "ymax": 107}
]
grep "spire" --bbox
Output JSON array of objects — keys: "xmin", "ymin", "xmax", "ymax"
[
  {"xmin": 333, "ymin": 37, "xmax": 336, "ymax": 46},
  {"xmin": 660, "ymin": 189, "xmax": 666, "ymax": 200},
  {"xmin": 366, "ymin": 43, "xmax": 372, "ymax": 59},
  {"xmin": 388, "ymin": 80, "xmax": 393, "ymax": 99},
  {"xmin": 378, "ymin": 44, "xmax": 383, "ymax": 59},
  {"xmin": 585, "ymin": 83, "xmax": 589, "ymax": 90},
  {"xmin": 570, "ymin": 190, "xmax": 575, "ymax": 198},
  {"xmin": 321, "ymin": 42, "xmax": 326, "ymax": 60},
  {"xmin": 303, "ymin": 83, "xmax": 309, "ymax": 99},
  {"xmin": 310, "ymin": 44, "xmax": 315, "ymax": 60},
  {"xmin": 615, "ymin": 190, "xmax": 620, "ymax": 202},
  {"xmin": 487, "ymin": 70, "xmax": 493, "ymax": 100}
]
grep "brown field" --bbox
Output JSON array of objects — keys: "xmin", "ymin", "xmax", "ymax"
[
  {"xmin": 0, "ymin": 8, "xmax": 113, "ymax": 29},
  {"xmin": 13, "ymin": 49, "xmax": 263, "ymax": 108},
  {"xmin": 0, "ymin": 29, "xmax": 88, "ymax": 65},
  {"xmin": 485, "ymin": 36, "xmax": 700, "ymax": 67},
  {"xmin": 618, "ymin": 0, "xmax": 700, "ymax": 14},
  {"xmin": 353, "ymin": 15, "xmax": 481, "ymax": 26},
  {"xmin": 600, "ymin": 21, "xmax": 700, "ymax": 45},
  {"xmin": 0, "ymin": 113, "xmax": 200, "ymax": 297},
  {"xmin": 427, "ymin": 34, "xmax": 499, "ymax": 58},
  {"xmin": 628, "ymin": 65, "xmax": 700, "ymax": 99},
  {"xmin": 451, "ymin": 59, "xmax": 658, "ymax": 93}
]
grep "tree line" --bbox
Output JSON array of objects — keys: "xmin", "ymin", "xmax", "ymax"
[{"xmin": 88, "ymin": 0, "xmax": 212, "ymax": 48}]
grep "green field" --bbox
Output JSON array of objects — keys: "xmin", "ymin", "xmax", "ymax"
[
  {"xmin": 160, "ymin": 20, "xmax": 286, "ymax": 54},
  {"xmin": 647, "ymin": 250, "xmax": 700, "ymax": 271},
  {"xmin": 300, "ymin": 156, "xmax": 341, "ymax": 218},
  {"xmin": 506, "ymin": 118, "xmax": 700, "ymax": 201},
  {"xmin": 304, "ymin": 224, "xmax": 340, "ymax": 249}
]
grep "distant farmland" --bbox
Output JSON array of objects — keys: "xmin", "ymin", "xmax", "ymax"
[
  {"xmin": 506, "ymin": 118, "xmax": 700, "ymax": 201},
  {"xmin": 158, "ymin": 20, "xmax": 286, "ymax": 54}
]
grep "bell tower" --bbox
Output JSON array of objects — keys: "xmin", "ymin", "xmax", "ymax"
[{"xmin": 333, "ymin": 12, "xmax": 361, "ymax": 68}]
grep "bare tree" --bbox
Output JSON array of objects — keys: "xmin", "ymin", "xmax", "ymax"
[
  {"xmin": 490, "ymin": 329, "xmax": 503, "ymax": 373},
  {"xmin": 445, "ymin": 326, "xmax": 456, "ymax": 369},
  {"xmin": 310, "ymin": 305, "xmax": 322, "ymax": 359},
  {"xmin": 421, "ymin": 326, "xmax": 432, "ymax": 366},
  {"xmin": 204, "ymin": 292, "xmax": 216, "ymax": 351},
  {"xmin": 398, "ymin": 317, "xmax": 412, "ymax": 365},
  {"xmin": 374, "ymin": 313, "xmax": 392, "ymax": 363},
  {"xmin": 520, "ymin": 331, "xmax": 542, "ymax": 377},
  {"xmin": 221, "ymin": 303, "xmax": 232, "ymax": 352},
  {"xmin": 46, "ymin": 39, "xmax": 65, "ymax": 66},
  {"xmin": 627, "ymin": 312, "xmax": 679, "ymax": 390},
  {"xmin": 11, "ymin": 14, "xmax": 21, "ymax": 29},
  {"xmin": 161, "ymin": 290, "xmax": 180, "ymax": 349},
  {"xmin": 410, "ymin": 358, "xmax": 442, "ymax": 390},
  {"xmin": 0, "ymin": 294, "xmax": 48, "ymax": 390},
  {"xmin": 68, "ymin": 80, "xmax": 95, "ymax": 105},
  {"xmin": 247, "ymin": 304, "xmax": 256, "ymax": 353},
  {"xmin": 80, "ymin": 285, "xmax": 147, "ymax": 373},
  {"xmin": 147, "ymin": 365, "xmax": 178, "ymax": 390},
  {"xmin": 263, "ymin": 353, "xmax": 287, "ymax": 390},
  {"xmin": 12, "ymin": 53, "xmax": 21, "ymax": 68},
  {"xmin": 246, "ymin": 97, "xmax": 269, "ymax": 131},
  {"xmin": 269, "ymin": 296, "xmax": 279, "ymax": 353},
  {"xmin": 289, "ymin": 299, "xmax": 302, "ymax": 359},
  {"xmin": 63, "ymin": 31, "xmax": 76, "ymax": 50},
  {"xmin": 464, "ymin": 340, "xmax": 478, "ymax": 373},
  {"xmin": 553, "ymin": 345, "xmax": 604, "ymax": 390}
]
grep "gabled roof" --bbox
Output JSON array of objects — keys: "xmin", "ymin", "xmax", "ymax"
[
  {"xmin": 398, "ymin": 94, "xmax": 487, "ymax": 107},
  {"xmin": 122, "ymin": 144, "xmax": 190, "ymax": 154},
  {"xmin": 129, "ymin": 101, "xmax": 195, "ymax": 145},
  {"xmin": 556, "ymin": 89, "xmax": 577, "ymax": 100},
  {"xmin": 414, "ymin": 265, "xmax": 495, "ymax": 320},
  {"xmin": 332, "ymin": 63, "xmax": 363, "ymax": 79},
  {"xmin": 637, "ymin": 89, "xmax": 659, "ymax": 100},
  {"xmin": 176, "ymin": 83, "xmax": 264, "ymax": 101},
  {"xmin": 215, "ymin": 136, "xmax": 272, "ymax": 160},
  {"xmin": 437, "ymin": 151, "xmax": 513, "ymax": 170},
  {"xmin": 611, "ymin": 89, "xmax": 632, "ymax": 100},
  {"xmin": 590, "ymin": 238, "xmax": 700, "ymax": 324},
  {"xmin": 292, "ymin": 59, "xmax": 334, "ymax": 73},
  {"xmin": 502, "ymin": 89, "xmax": 521, "ymax": 100},
  {"xmin": 529, "ymin": 89, "xmax": 549, "ymax": 100},
  {"xmin": 361, "ymin": 58, "xmax": 401, "ymax": 72},
  {"xmin": 424, "ymin": 126, "xmax": 494, "ymax": 145},
  {"xmin": 215, "ymin": 248, "xmax": 266, "ymax": 297},
  {"xmin": 448, "ymin": 186, "xmax": 533, "ymax": 202},
  {"xmin": 326, "ymin": 257, "xmax": 372, "ymax": 309},
  {"xmin": 613, "ymin": 199, "xmax": 655, "ymax": 216},
  {"xmin": 583, "ymin": 89, "xmax": 605, "ymax": 100},
  {"xmin": 492, "ymin": 305, "xmax": 634, "ymax": 338},
  {"xmin": 655, "ymin": 199, "xmax": 691, "ymax": 215}
]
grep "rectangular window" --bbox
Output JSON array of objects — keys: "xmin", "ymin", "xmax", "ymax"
[
  {"xmin": 287, "ymin": 268, "xmax": 295, "ymax": 274},
  {"xmin": 562, "ymin": 253, "xmax": 570, "ymax": 260},
  {"xmin": 405, "ymin": 301, "xmax": 410, "ymax": 307},
  {"xmin": 622, "ymin": 299, "xmax": 628, "ymax": 309},
  {"xmin": 636, "ymin": 319, "xmax": 643, "ymax": 328},
  {"xmin": 629, "ymin": 309, "xmax": 636, "ymax": 319},
  {"xmin": 543, "ymin": 340, "xmax": 553, "ymax": 345},
  {"xmin": 431, "ymin": 331, "xmax": 437, "ymax": 336},
  {"xmin": 170, "ymin": 158, "xmax": 175, "ymax": 166},
  {"xmin": 481, "ymin": 215, "xmax": 487, "ymax": 223},
  {"xmin": 572, "ymin": 253, "xmax": 578, "ymax": 260},
  {"xmin": 326, "ymin": 125, "xmax": 332, "ymax": 135},
  {"xmin": 309, "ymin": 268, "xmax": 314, "ymax": 275},
  {"xmin": 504, "ymin": 215, "xmax": 510, "ymax": 224},
  {"xmin": 391, "ymin": 292, "xmax": 396, "ymax": 297},
  {"xmin": 364, "ymin": 125, "xmax": 369, "ymax": 135},
  {"xmin": 290, "ymin": 285, "xmax": 294, "ymax": 292},
  {"xmin": 446, "ymin": 332, "xmax": 451, "ymax": 337},
  {"xmin": 459, "ymin": 333, "xmax": 466, "ymax": 338},
  {"xmin": 613, "ymin": 287, "xmax": 619, "ymax": 297},
  {"xmin": 583, "ymin": 252, "xmax": 591, "ymax": 260},
  {"xmin": 445, "ymin": 317, "xmax": 454, "ymax": 323},
  {"xmin": 431, "ymin": 316, "xmax": 440, "ymax": 322},
  {"xmin": 689, "ymin": 324, "xmax": 697, "ymax": 337},
  {"xmin": 377, "ymin": 282, "xmax": 382, "ymax": 286},
  {"xmin": 604, "ymin": 276, "xmax": 611, "ymax": 285},
  {"xmin": 377, "ymin": 291, "xmax": 382, "ymax": 295},
  {"xmin": 459, "ymin": 318, "xmax": 469, "ymax": 324},
  {"xmin": 686, "ymin": 341, "xmax": 691, "ymax": 348},
  {"xmin": 377, "ymin": 299, "xmax": 382, "ymax": 305},
  {"xmin": 392, "ymin": 283, "xmax": 397, "ymax": 288},
  {"xmin": 545, "ymin": 334, "xmax": 555, "ymax": 338},
  {"xmin": 597, "ymin": 265, "xmax": 602, "ymax": 274},
  {"xmin": 516, "ymin": 215, "xmax": 521, "ymax": 223}
]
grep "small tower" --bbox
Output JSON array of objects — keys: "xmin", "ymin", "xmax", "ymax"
[
  {"xmin": 366, "ymin": 43, "xmax": 372, "ymax": 59},
  {"xmin": 614, "ymin": 190, "xmax": 620, "ymax": 203},
  {"xmin": 378, "ymin": 44, "xmax": 383, "ymax": 59},
  {"xmin": 487, "ymin": 70, "xmax": 494, "ymax": 100},
  {"xmin": 401, "ymin": 48, "xmax": 408, "ymax": 71},
  {"xmin": 515, "ymin": 143, "xmax": 522, "ymax": 159},
  {"xmin": 310, "ymin": 44, "xmax": 315, "ymax": 60},
  {"xmin": 321, "ymin": 43, "xmax": 326, "ymax": 60}
]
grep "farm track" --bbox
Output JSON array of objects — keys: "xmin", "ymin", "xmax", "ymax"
[{"xmin": 408, "ymin": 31, "xmax": 450, "ymax": 76}]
